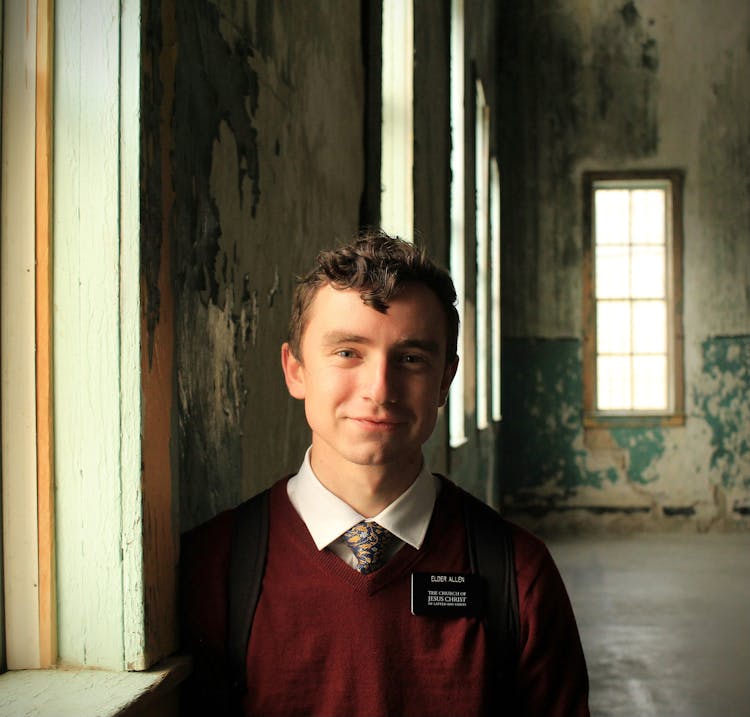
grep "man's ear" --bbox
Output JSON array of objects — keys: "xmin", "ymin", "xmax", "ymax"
[
  {"xmin": 281, "ymin": 342, "xmax": 306, "ymax": 399},
  {"xmin": 438, "ymin": 356, "xmax": 459, "ymax": 407}
]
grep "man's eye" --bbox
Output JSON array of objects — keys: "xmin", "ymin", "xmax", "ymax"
[
  {"xmin": 336, "ymin": 349, "xmax": 355, "ymax": 358},
  {"xmin": 402, "ymin": 354, "xmax": 425, "ymax": 364}
]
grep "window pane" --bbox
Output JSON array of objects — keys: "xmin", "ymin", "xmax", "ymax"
[
  {"xmin": 633, "ymin": 301, "xmax": 666, "ymax": 353},
  {"xmin": 596, "ymin": 245, "xmax": 630, "ymax": 298},
  {"xmin": 597, "ymin": 356, "xmax": 631, "ymax": 410},
  {"xmin": 632, "ymin": 356, "xmax": 668, "ymax": 410},
  {"xmin": 475, "ymin": 81, "xmax": 490, "ymax": 430},
  {"xmin": 381, "ymin": 0, "xmax": 414, "ymax": 240},
  {"xmin": 631, "ymin": 189, "xmax": 665, "ymax": 245},
  {"xmin": 449, "ymin": 0, "xmax": 467, "ymax": 447},
  {"xmin": 595, "ymin": 189, "xmax": 630, "ymax": 245},
  {"xmin": 587, "ymin": 172, "xmax": 681, "ymax": 418},
  {"xmin": 597, "ymin": 301, "xmax": 631, "ymax": 353},
  {"xmin": 630, "ymin": 245, "xmax": 665, "ymax": 298}
]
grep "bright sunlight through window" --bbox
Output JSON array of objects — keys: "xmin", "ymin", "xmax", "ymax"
[
  {"xmin": 584, "ymin": 172, "xmax": 685, "ymax": 420},
  {"xmin": 380, "ymin": 0, "xmax": 413, "ymax": 242}
]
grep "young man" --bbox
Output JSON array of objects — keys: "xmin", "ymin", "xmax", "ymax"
[{"xmin": 181, "ymin": 231, "xmax": 590, "ymax": 716}]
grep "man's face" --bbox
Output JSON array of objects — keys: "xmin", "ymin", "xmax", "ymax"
[{"xmin": 281, "ymin": 283, "xmax": 458, "ymax": 478}]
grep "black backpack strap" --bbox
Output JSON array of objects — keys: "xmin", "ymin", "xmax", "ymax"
[
  {"xmin": 227, "ymin": 488, "xmax": 271, "ymax": 698},
  {"xmin": 462, "ymin": 491, "xmax": 520, "ymax": 673}
]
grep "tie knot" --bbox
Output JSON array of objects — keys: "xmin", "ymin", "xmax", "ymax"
[{"xmin": 342, "ymin": 521, "xmax": 394, "ymax": 574}]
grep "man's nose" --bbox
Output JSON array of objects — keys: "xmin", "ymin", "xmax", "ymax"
[{"xmin": 363, "ymin": 357, "xmax": 398, "ymax": 405}]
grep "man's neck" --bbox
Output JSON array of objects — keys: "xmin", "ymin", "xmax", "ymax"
[{"xmin": 309, "ymin": 451, "xmax": 423, "ymax": 518}]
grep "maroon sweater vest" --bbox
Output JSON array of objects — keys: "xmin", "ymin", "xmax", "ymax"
[
  {"xmin": 245, "ymin": 479, "xmax": 489, "ymax": 716},
  {"xmin": 181, "ymin": 478, "xmax": 590, "ymax": 717}
]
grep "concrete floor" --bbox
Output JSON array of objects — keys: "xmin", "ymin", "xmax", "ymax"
[{"xmin": 547, "ymin": 532, "xmax": 750, "ymax": 717}]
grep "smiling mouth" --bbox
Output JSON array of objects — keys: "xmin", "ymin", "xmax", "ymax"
[{"xmin": 350, "ymin": 417, "xmax": 404, "ymax": 430}]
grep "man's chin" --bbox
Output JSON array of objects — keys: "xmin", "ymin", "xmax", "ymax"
[{"xmin": 341, "ymin": 442, "xmax": 422, "ymax": 470}]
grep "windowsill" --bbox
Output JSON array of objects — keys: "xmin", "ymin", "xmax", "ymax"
[
  {"xmin": 449, "ymin": 435, "xmax": 469, "ymax": 449},
  {"xmin": 0, "ymin": 654, "xmax": 191, "ymax": 717},
  {"xmin": 583, "ymin": 412, "xmax": 686, "ymax": 429}
]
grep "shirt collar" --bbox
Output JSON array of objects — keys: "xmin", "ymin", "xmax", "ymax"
[{"xmin": 287, "ymin": 447, "xmax": 438, "ymax": 552}]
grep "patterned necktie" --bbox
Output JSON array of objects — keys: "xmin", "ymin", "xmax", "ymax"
[{"xmin": 342, "ymin": 521, "xmax": 395, "ymax": 574}]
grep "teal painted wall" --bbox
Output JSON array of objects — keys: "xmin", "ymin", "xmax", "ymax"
[
  {"xmin": 693, "ymin": 337, "xmax": 750, "ymax": 495},
  {"xmin": 501, "ymin": 338, "xmax": 669, "ymax": 497},
  {"xmin": 502, "ymin": 339, "xmax": 617, "ymax": 497},
  {"xmin": 501, "ymin": 336, "xmax": 750, "ymax": 528}
]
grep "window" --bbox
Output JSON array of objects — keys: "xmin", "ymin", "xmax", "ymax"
[
  {"xmin": 380, "ymin": 0, "xmax": 414, "ymax": 241},
  {"xmin": 583, "ymin": 170, "xmax": 685, "ymax": 423},
  {"xmin": 448, "ymin": 0, "xmax": 466, "ymax": 447},
  {"xmin": 2, "ymin": 0, "xmax": 173, "ymax": 676},
  {"xmin": 490, "ymin": 158, "xmax": 502, "ymax": 423},
  {"xmin": 474, "ymin": 80, "xmax": 490, "ymax": 430}
]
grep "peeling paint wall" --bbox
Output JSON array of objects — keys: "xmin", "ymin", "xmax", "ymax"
[
  {"xmin": 693, "ymin": 338, "xmax": 750, "ymax": 498},
  {"xmin": 145, "ymin": 0, "xmax": 364, "ymax": 531},
  {"xmin": 412, "ymin": 1, "xmax": 452, "ymax": 476},
  {"xmin": 498, "ymin": 0, "xmax": 750, "ymax": 531}
]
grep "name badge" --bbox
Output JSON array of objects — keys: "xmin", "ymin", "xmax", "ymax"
[{"xmin": 410, "ymin": 572, "xmax": 482, "ymax": 617}]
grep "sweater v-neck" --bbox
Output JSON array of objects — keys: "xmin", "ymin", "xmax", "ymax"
[{"xmin": 270, "ymin": 476, "xmax": 455, "ymax": 597}]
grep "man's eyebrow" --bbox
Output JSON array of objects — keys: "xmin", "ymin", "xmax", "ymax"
[
  {"xmin": 321, "ymin": 333, "xmax": 442, "ymax": 355},
  {"xmin": 393, "ymin": 338, "xmax": 442, "ymax": 355},
  {"xmin": 321, "ymin": 332, "xmax": 369, "ymax": 346}
]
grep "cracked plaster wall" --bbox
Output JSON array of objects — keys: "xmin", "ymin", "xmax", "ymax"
[
  {"xmin": 145, "ymin": 0, "xmax": 364, "ymax": 530},
  {"xmin": 497, "ymin": 0, "xmax": 750, "ymax": 531}
]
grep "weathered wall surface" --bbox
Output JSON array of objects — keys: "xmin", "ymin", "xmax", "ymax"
[
  {"xmin": 144, "ymin": 0, "xmax": 364, "ymax": 531},
  {"xmin": 497, "ymin": 0, "xmax": 750, "ymax": 531}
]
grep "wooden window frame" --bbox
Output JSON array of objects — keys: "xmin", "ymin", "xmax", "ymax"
[
  {"xmin": 1, "ymin": 0, "xmax": 54, "ymax": 670},
  {"xmin": 582, "ymin": 169, "xmax": 685, "ymax": 428},
  {"xmin": 2, "ymin": 0, "xmax": 176, "ymax": 674}
]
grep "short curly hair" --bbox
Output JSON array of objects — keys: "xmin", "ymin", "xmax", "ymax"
[{"xmin": 288, "ymin": 230, "xmax": 459, "ymax": 362}]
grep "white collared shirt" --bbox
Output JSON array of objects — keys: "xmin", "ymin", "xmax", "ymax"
[{"xmin": 287, "ymin": 448, "xmax": 439, "ymax": 569}]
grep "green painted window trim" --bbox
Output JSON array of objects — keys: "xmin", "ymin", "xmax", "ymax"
[{"xmin": 52, "ymin": 0, "xmax": 150, "ymax": 671}]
